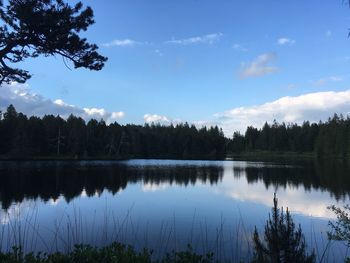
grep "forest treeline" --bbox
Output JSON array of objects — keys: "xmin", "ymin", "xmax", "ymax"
[
  {"xmin": 0, "ymin": 105, "xmax": 226, "ymax": 159},
  {"xmin": 1, "ymin": 104, "xmax": 350, "ymax": 159},
  {"xmin": 229, "ymin": 113, "xmax": 350, "ymax": 158}
]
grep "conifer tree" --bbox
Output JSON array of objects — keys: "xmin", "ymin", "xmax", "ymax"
[
  {"xmin": 252, "ymin": 194, "xmax": 315, "ymax": 263},
  {"xmin": 0, "ymin": 0, "xmax": 107, "ymax": 84}
]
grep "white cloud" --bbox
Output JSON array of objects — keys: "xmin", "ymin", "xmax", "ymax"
[
  {"xmin": 325, "ymin": 30, "xmax": 332, "ymax": 38},
  {"xmin": 53, "ymin": 99, "xmax": 68, "ymax": 106},
  {"xmin": 311, "ymin": 76, "xmax": 343, "ymax": 86},
  {"xmin": 143, "ymin": 113, "xmax": 182, "ymax": 125},
  {"xmin": 0, "ymin": 82, "xmax": 124, "ymax": 123},
  {"xmin": 165, "ymin": 33, "xmax": 223, "ymax": 45},
  {"xmin": 102, "ymin": 39, "xmax": 141, "ymax": 47},
  {"xmin": 210, "ymin": 90, "xmax": 350, "ymax": 135},
  {"xmin": 212, "ymin": 162, "xmax": 341, "ymax": 219},
  {"xmin": 83, "ymin": 107, "xmax": 108, "ymax": 117},
  {"xmin": 277, "ymin": 37, "xmax": 295, "ymax": 46},
  {"xmin": 239, "ymin": 53, "xmax": 278, "ymax": 78},
  {"xmin": 144, "ymin": 114, "xmax": 170, "ymax": 123},
  {"xmin": 111, "ymin": 111, "xmax": 125, "ymax": 120},
  {"xmin": 83, "ymin": 107, "xmax": 124, "ymax": 122}
]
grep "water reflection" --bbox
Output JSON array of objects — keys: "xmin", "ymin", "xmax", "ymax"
[
  {"xmin": 1, "ymin": 159, "xmax": 350, "ymax": 211},
  {"xmin": 233, "ymin": 160, "xmax": 350, "ymax": 201},
  {"xmin": 0, "ymin": 160, "xmax": 224, "ymax": 210},
  {"xmin": 0, "ymin": 159, "xmax": 349, "ymax": 261}
]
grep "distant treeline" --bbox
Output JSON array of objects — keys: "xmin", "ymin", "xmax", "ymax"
[
  {"xmin": 0, "ymin": 105, "xmax": 226, "ymax": 159},
  {"xmin": 229, "ymin": 113, "xmax": 350, "ymax": 158},
  {"xmin": 1, "ymin": 105, "xmax": 350, "ymax": 159}
]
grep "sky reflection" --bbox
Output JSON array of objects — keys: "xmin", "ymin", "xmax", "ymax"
[{"xmin": 0, "ymin": 159, "xmax": 348, "ymax": 259}]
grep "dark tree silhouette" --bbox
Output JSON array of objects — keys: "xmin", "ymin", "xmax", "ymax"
[
  {"xmin": 252, "ymin": 194, "xmax": 315, "ymax": 263},
  {"xmin": 328, "ymin": 204, "xmax": 350, "ymax": 246},
  {"xmin": 1, "ymin": 105, "xmax": 350, "ymax": 160},
  {"xmin": 328, "ymin": 205, "xmax": 350, "ymax": 263},
  {"xmin": 0, "ymin": 161, "xmax": 223, "ymax": 210},
  {"xmin": 0, "ymin": 105, "xmax": 227, "ymax": 159},
  {"xmin": 0, "ymin": 0, "xmax": 107, "ymax": 84},
  {"xmin": 228, "ymin": 114, "xmax": 350, "ymax": 158}
]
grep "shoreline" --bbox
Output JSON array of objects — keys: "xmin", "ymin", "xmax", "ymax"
[{"xmin": 0, "ymin": 151, "xmax": 316, "ymax": 162}]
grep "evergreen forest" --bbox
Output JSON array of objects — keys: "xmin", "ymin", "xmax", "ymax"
[{"xmin": 1, "ymin": 104, "xmax": 350, "ymax": 159}]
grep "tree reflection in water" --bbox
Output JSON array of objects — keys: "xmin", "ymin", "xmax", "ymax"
[{"xmin": 0, "ymin": 161, "xmax": 224, "ymax": 210}]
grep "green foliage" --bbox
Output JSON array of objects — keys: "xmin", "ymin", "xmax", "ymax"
[
  {"xmin": 162, "ymin": 245, "xmax": 214, "ymax": 263},
  {"xmin": 0, "ymin": 0, "xmax": 107, "ymax": 84},
  {"xmin": 229, "ymin": 120, "xmax": 320, "ymax": 154},
  {"xmin": 328, "ymin": 204, "xmax": 350, "ymax": 263},
  {"xmin": 228, "ymin": 114, "xmax": 350, "ymax": 159},
  {"xmin": 0, "ymin": 105, "xmax": 227, "ymax": 160},
  {"xmin": 0, "ymin": 243, "xmax": 153, "ymax": 263},
  {"xmin": 228, "ymin": 132, "xmax": 245, "ymax": 153},
  {"xmin": 252, "ymin": 194, "xmax": 315, "ymax": 263},
  {"xmin": 315, "ymin": 114, "xmax": 350, "ymax": 158},
  {"xmin": 0, "ymin": 243, "xmax": 215, "ymax": 263},
  {"xmin": 328, "ymin": 204, "xmax": 350, "ymax": 246},
  {"xmin": 5, "ymin": 105, "xmax": 350, "ymax": 160}
]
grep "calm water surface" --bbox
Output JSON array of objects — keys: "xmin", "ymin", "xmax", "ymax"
[{"xmin": 0, "ymin": 159, "xmax": 349, "ymax": 262}]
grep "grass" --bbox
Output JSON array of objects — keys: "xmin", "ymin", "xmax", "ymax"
[
  {"xmin": 0, "ymin": 243, "xmax": 215, "ymax": 263},
  {"xmin": 0, "ymin": 205, "xmax": 255, "ymax": 262},
  {"xmin": 0, "ymin": 203, "xmax": 344, "ymax": 262}
]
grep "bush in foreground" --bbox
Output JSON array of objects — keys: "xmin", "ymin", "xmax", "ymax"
[
  {"xmin": 0, "ymin": 243, "xmax": 214, "ymax": 263},
  {"xmin": 0, "ymin": 194, "xmax": 319, "ymax": 263},
  {"xmin": 252, "ymin": 194, "xmax": 315, "ymax": 263}
]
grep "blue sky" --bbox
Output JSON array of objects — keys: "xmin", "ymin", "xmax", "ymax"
[{"xmin": 2, "ymin": 0, "xmax": 350, "ymax": 135}]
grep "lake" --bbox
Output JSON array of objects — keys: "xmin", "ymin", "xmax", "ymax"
[{"xmin": 0, "ymin": 159, "xmax": 349, "ymax": 262}]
